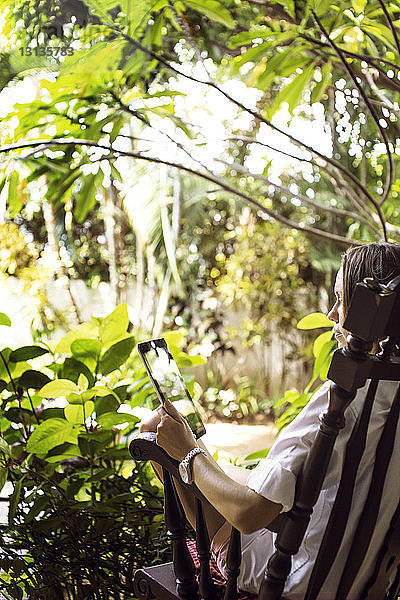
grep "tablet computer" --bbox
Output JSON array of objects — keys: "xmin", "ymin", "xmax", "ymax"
[{"xmin": 137, "ymin": 337, "xmax": 206, "ymax": 439}]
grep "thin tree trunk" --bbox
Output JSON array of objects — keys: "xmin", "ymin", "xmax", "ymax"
[
  {"xmin": 102, "ymin": 187, "xmax": 118, "ymax": 309},
  {"xmin": 134, "ymin": 229, "xmax": 145, "ymax": 329},
  {"xmin": 42, "ymin": 197, "xmax": 82, "ymax": 324},
  {"xmin": 111, "ymin": 179, "xmax": 127, "ymax": 305}
]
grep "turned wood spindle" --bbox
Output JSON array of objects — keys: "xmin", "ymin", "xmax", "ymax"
[
  {"xmin": 195, "ymin": 498, "xmax": 217, "ymax": 600},
  {"xmin": 223, "ymin": 527, "xmax": 241, "ymax": 600},
  {"xmin": 163, "ymin": 467, "xmax": 199, "ymax": 599}
]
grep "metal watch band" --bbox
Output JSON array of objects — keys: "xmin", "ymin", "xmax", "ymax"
[
  {"xmin": 181, "ymin": 447, "xmax": 207, "ymax": 467},
  {"xmin": 179, "ymin": 447, "xmax": 207, "ymax": 483}
]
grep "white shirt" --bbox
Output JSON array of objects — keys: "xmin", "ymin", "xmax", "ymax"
[{"xmin": 243, "ymin": 378, "xmax": 400, "ymax": 599}]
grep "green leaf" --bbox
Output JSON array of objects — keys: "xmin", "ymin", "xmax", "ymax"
[
  {"xmin": 65, "ymin": 401, "xmax": 95, "ymax": 425},
  {"xmin": 244, "ymin": 448, "xmax": 270, "ymax": 461},
  {"xmin": 297, "ymin": 312, "xmax": 333, "ymax": 329},
  {"xmin": 95, "ymin": 394, "xmax": 119, "ymax": 416},
  {"xmin": 181, "ymin": 0, "xmax": 235, "ymax": 28},
  {"xmin": 84, "ymin": 0, "xmax": 120, "ymax": 22},
  {"xmin": 312, "ymin": 340, "xmax": 335, "ymax": 381},
  {"xmin": 351, "ymin": 0, "xmax": 366, "ymax": 11},
  {"xmin": 19, "ymin": 370, "xmax": 51, "ymax": 389},
  {"xmin": 44, "ymin": 443, "xmax": 83, "ymax": 462},
  {"xmin": 26, "ymin": 419, "xmax": 77, "ymax": 453},
  {"xmin": 313, "ymin": 330, "xmax": 334, "ymax": 359},
  {"xmin": 39, "ymin": 379, "xmax": 79, "ymax": 398},
  {"xmin": 71, "ymin": 338, "xmax": 101, "ymax": 371},
  {"xmin": 99, "ymin": 303, "xmax": 129, "ymax": 347},
  {"xmin": 99, "ymin": 337, "xmax": 135, "ymax": 375},
  {"xmin": 9, "ymin": 345, "xmax": 49, "ymax": 362},
  {"xmin": 97, "ymin": 412, "xmax": 138, "ymax": 429},
  {"xmin": 229, "ymin": 28, "xmax": 273, "ymax": 48},
  {"xmin": 148, "ymin": 13, "xmax": 164, "ymax": 46},
  {"xmin": 273, "ymin": 62, "xmax": 315, "ymax": 114},
  {"xmin": 231, "ymin": 42, "xmax": 271, "ymax": 75},
  {"xmin": 92, "ymin": 386, "xmax": 120, "ymax": 400},
  {"xmin": 61, "ymin": 357, "xmax": 94, "ymax": 388},
  {"xmin": 0, "ymin": 467, "xmax": 7, "ymax": 493},
  {"xmin": 123, "ymin": 49, "xmax": 147, "ymax": 80},
  {"xmin": 0, "ymin": 438, "xmax": 10, "ymax": 457},
  {"xmin": 75, "ymin": 171, "xmax": 103, "ymax": 222},
  {"xmin": 311, "ymin": 61, "xmax": 332, "ymax": 103},
  {"xmin": 54, "ymin": 322, "xmax": 99, "ymax": 354},
  {"xmin": 68, "ymin": 391, "xmax": 87, "ymax": 405},
  {"xmin": 0, "ymin": 313, "xmax": 11, "ymax": 327},
  {"xmin": 9, "ymin": 478, "xmax": 23, "ymax": 525},
  {"xmin": 7, "ymin": 171, "xmax": 23, "ymax": 217}
]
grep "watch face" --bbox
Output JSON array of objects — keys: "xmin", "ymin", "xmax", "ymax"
[{"xmin": 179, "ymin": 462, "xmax": 190, "ymax": 484}]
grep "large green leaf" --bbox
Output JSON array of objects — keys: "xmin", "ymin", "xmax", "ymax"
[
  {"xmin": 97, "ymin": 411, "xmax": 138, "ymax": 429},
  {"xmin": 26, "ymin": 419, "xmax": 77, "ymax": 454},
  {"xmin": 65, "ymin": 401, "xmax": 95, "ymax": 425},
  {"xmin": 9, "ymin": 345, "xmax": 49, "ymax": 362},
  {"xmin": 39, "ymin": 379, "xmax": 79, "ymax": 399},
  {"xmin": 99, "ymin": 337, "xmax": 135, "ymax": 375},
  {"xmin": 75, "ymin": 170, "xmax": 103, "ymax": 222},
  {"xmin": 229, "ymin": 29, "xmax": 294, "ymax": 50},
  {"xmin": 7, "ymin": 170, "xmax": 23, "ymax": 217},
  {"xmin": 99, "ymin": 303, "xmax": 129, "ymax": 347},
  {"xmin": 180, "ymin": 0, "xmax": 235, "ymax": 28},
  {"xmin": 313, "ymin": 330, "xmax": 334, "ymax": 358},
  {"xmin": 231, "ymin": 42, "xmax": 271, "ymax": 76},
  {"xmin": 297, "ymin": 312, "xmax": 333, "ymax": 329},
  {"xmin": 19, "ymin": 370, "xmax": 51, "ymax": 389},
  {"xmin": 55, "ymin": 322, "xmax": 99, "ymax": 354},
  {"xmin": 272, "ymin": 62, "xmax": 316, "ymax": 114},
  {"xmin": 71, "ymin": 338, "xmax": 101, "ymax": 371},
  {"xmin": 61, "ymin": 357, "xmax": 95, "ymax": 388}
]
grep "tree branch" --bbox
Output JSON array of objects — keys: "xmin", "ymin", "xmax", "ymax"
[
  {"xmin": 102, "ymin": 20, "xmax": 388, "ymax": 236},
  {"xmin": 301, "ymin": 33, "xmax": 400, "ymax": 87},
  {"xmin": 218, "ymin": 158, "xmax": 381, "ymax": 236},
  {"xmin": 225, "ymin": 135, "xmax": 378, "ymax": 222},
  {"xmin": 376, "ymin": 0, "xmax": 400, "ymax": 60},
  {"xmin": 0, "ymin": 137, "xmax": 357, "ymax": 246},
  {"xmin": 312, "ymin": 11, "xmax": 391, "ymax": 227}
]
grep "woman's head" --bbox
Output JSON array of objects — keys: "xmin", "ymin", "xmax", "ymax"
[{"xmin": 328, "ymin": 242, "xmax": 400, "ymax": 348}]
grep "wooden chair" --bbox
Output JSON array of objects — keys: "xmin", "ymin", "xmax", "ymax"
[{"xmin": 130, "ymin": 274, "xmax": 400, "ymax": 600}]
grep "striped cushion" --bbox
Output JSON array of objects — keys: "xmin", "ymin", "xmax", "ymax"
[{"xmin": 186, "ymin": 540, "xmax": 257, "ymax": 600}]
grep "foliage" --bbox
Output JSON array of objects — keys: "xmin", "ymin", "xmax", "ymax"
[
  {"xmin": 216, "ymin": 213, "xmax": 320, "ymax": 344},
  {"xmin": 0, "ymin": 0, "xmax": 399, "ymax": 363},
  {"xmin": 203, "ymin": 373, "xmax": 268, "ymax": 420},
  {"xmin": 275, "ymin": 311, "xmax": 335, "ymax": 430},
  {"xmin": 0, "ymin": 0, "xmax": 399, "ymax": 248},
  {"xmin": 0, "ymin": 305, "xmax": 202, "ymax": 599}
]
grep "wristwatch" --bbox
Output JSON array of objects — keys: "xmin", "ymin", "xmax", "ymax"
[{"xmin": 179, "ymin": 447, "xmax": 207, "ymax": 484}]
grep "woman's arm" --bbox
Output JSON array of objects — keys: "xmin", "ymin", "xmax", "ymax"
[{"xmin": 156, "ymin": 400, "xmax": 282, "ymax": 535}]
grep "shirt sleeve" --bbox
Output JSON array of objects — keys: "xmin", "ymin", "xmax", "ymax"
[{"xmin": 246, "ymin": 381, "xmax": 357, "ymax": 513}]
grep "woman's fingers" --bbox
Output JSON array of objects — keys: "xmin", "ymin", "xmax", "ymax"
[{"xmin": 162, "ymin": 398, "xmax": 185, "ymax": 422}]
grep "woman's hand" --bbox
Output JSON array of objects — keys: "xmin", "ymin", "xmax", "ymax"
[{"xmin": 156, "ymin": 399, "xmax": 197, "ymax": 461}]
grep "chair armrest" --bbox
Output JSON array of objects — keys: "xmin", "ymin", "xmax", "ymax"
[{"xmin": 129, "ymin": 433, "xmax": 211, "ymax": 506}]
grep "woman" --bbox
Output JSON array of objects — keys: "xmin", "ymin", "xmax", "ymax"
[{"xmin": 140, "ymin": 241, "xmax": 400, "ymax": 599}]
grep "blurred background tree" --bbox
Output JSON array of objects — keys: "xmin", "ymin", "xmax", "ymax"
[{"xmin": 0, "ymin": 0, "xmax": 399, "ymax": 414}]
